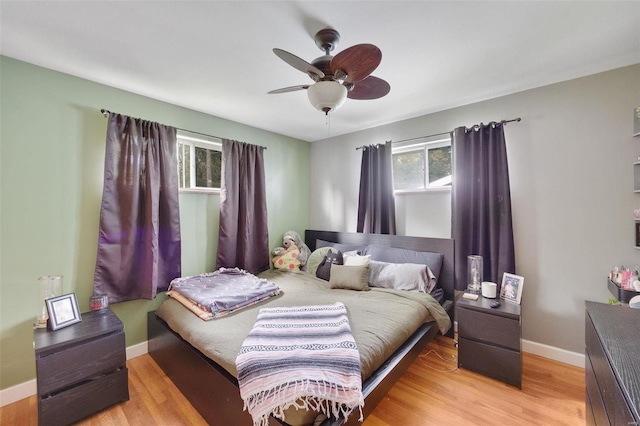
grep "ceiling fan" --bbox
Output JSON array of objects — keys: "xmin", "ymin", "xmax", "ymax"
[{"xmin": 268, "ymin": 28, "xmax": 391, "ymax": 115}]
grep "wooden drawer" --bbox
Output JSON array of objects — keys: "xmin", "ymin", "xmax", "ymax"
[
  {"xmin": 458, "ymin": 337, "xmax": 521, "ymax": 387},
  {"xmin": 585, "ymin": 314, "xmax": 634, "ymax": 425},
  {"xmin": 457, "ymin": 307, "xmax": 520, "ymax": 350},
  {"xmin": 585, "ymin": 350, "xmax": 609, "ymax": 426},
  {"xmin": 36, "ymin": 331, "xmax": 125, "ymax": 396},
  {"xmin": 39, "ymin": 367, "xmax": 129, "ymax": 426}
]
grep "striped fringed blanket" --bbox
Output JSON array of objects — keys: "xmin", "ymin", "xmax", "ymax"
[{"xmin": 236, "ymin": 302, "xmax": 364, "ymax": 426}]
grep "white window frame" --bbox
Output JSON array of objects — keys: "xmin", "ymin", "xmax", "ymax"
[
  {"xmin": 392, "ymin": 135, "xmax": 452, "ymax": 194},
  {"xmin": 177, "ymin": 133, "xmax": 222, "ymax": 194}
]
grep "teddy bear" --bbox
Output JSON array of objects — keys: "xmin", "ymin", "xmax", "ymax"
[{"xmin": 271, "ymin": 230, "xmax": 311, "ymax": 270}]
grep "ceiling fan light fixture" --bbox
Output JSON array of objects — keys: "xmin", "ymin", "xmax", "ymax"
[
  {"xmin": 270, "ymin": 28, "xmax": 389, "ymax": 115},
  {"xmin": 307, "ymin": 81, "xmax": 347, "ymax": 115}
]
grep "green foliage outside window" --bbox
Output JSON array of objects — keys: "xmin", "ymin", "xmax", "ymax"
[
  {"xmin": 195, "ymin": 147, "xmax": 221, "ymax": 188},
  {"xmin": 428, "ymin": 145, "xmax": 451, "ymax": 183},
  {"xmin": 393, "ymin": 150, "xmax": 425, "ymax": 190}
]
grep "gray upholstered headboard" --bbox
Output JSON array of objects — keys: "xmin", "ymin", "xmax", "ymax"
[{"xmin": 305, "ymin": 230, "xmax": 455, "ymax": 302}]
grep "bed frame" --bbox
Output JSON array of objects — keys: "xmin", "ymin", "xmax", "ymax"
[{"xmin": 147, "ymin": 230, "xmax": 455, "ymax": 426}]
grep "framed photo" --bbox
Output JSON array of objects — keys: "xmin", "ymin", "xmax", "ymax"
[
  {"xmin": 46, "ymin": 293, "xmax": 82, "ymax": 331},
  {"xmin": 634, "ymin": 106, "xmax": 640, "ymax": 137},
  {"xmin": 500, "ymin": 273, "xmax": 524, "ymax": 304}
]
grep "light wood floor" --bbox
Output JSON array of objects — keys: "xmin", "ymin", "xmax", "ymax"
[{"xmin": 0, "ymin": 336, "xmax": 585, "ymax": 425}]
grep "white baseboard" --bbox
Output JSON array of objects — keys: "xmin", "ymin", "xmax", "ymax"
[
  {"xmin": 0, "ymin": 341, "xmax": 149, "ymax": 408},
  {"xmin": 522, "ymin": 339, "xmax": 585, "ymax": 368},
  {"xmin": 126, "ymin": 341, "xmax": 148, "ymax": 360},
  {"xmin": 0, "ymin": 338, "xmax": 585, "ymax": 408},
  {"xmin": 0, "ymin": 379, "xmax": 37, "ymax": 408}
]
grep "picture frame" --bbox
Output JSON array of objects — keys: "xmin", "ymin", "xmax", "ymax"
[
  {"xmin": 500, "ymin": 273, "xmax": 524, "ymax": 304},
  {"xmin": 45, "ymin": 292, "xmax": 82, "ymax": 331},
  {"xmin": 634, "ymin": 106, "xmax": 640, "ymax": 137}
]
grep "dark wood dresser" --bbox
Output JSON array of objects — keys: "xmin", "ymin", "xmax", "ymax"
[
  {"xmin": 457, "ymin": 296, "xmax": 522, "ymax": 388},
  {"xmin": 585, "ymin": 301, "xmax": 640, "ymax": 425},
  {"xmin": 34, "ymin": 308, "xmax": 129, "ymax": 426}
]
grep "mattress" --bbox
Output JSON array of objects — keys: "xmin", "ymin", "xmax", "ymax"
[{"xmin": 156, "ymin": 269, "xmax": 450, "ymax": 380}]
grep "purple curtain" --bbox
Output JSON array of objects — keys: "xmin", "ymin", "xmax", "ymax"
[
  {"xmin": 357, "ymin": 142, "xmax": 396, "ymax": 234},
  {"xmin": 452, "ymin": 123, "xmax": 515, "ymax": 292},
  {"xmin": 93, "ymin": 113, "xmax": 181, "ymax": 302},
  {"xmin": 215, "ymin": 139, "xmax": 269, "ymax": 274}
]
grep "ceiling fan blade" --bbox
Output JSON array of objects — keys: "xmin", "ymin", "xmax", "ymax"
[
  {"xmin": 273, "ymin": 48, "xmax": 325, "ymax": 79},
  {"xmin": 267, "ymin": 85, "xmax": 310, "ymax": 94},
  {"xmin": 331, "ymin": 44, "xmax": 382, "ymax": 83},
  {"xmin": 347, "ymin": 76, "xmax": 390, "ymax": 100}
]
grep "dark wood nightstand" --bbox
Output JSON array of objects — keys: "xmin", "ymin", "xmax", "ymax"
[
  {"xmin": 456, "ymin": 295, "xmax": 522, "ymax": 387},
  {"xmin": 34, "ymin": 308, "xmax": 129, "ymax": 426}
]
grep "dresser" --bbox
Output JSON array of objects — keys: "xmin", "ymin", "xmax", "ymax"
[
  {"xmin": 457, "ymin": 296, "xmax": 522, "ymax": 387},
  {"xmin": 585, "ymin": 301, "xmax": 640, "ymax": 425},
  {"xmin": 34, "ymin": 308, "xmax": 129, "ymax": 426}
]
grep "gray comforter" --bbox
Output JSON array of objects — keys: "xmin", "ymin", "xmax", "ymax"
[{"xmin": 156, "ymin": 269, "xmax": 451, "ymax": 381}]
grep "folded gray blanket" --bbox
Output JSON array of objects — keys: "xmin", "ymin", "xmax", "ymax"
[{"xmin": 169, "ymin": 268, "xmax": 280, "ymax": 317}]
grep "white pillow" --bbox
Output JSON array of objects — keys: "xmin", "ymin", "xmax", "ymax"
[
  {"xmin": 368, "ymin": 260, "xmax": 437, "ymax": 293},
  {"xmin": 343, "ymin": 253, "xmax": 371, "ymax": 266}
]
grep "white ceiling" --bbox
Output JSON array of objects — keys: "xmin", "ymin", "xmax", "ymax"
[{"xmin": 1, "ymin": 1, "xmax": 639, "ymax": 142}]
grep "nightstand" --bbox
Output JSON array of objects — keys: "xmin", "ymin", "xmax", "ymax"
[
  {"xmin": 34, "ymin": 308, "xmax": 129, "ymax": 426},
  {"xmin": 456, "ymin": 296, "xmax": 522, "ymax": 387}
]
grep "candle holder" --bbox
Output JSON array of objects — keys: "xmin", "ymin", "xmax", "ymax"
[
  {"xmin": 35, "ymin": 275, "xmax": 63, "ymax": 328},
  {"xmin": 90, "ymin": 294, "xmax": 109, "ymax": 311}
]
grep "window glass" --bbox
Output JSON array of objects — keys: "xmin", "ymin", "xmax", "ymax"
[
  {"xmin": 428, "ymin": 145, "xmax": 451, "ymax": 186},
  {"xmin": 177, "ymin": 134, "xmax": 221, "ymax": 193},
  {"xmin": 195, "ymin": 146, "xmax": 221, "ymax": 188},
  {"xmin": 178, "ymin": 142, "xmax": 191, "ymax": 188},
  {"xmin": 392, "ymin": 150, "xmax": 425, "ymax": 190},
  {"xmin": 392, "ymin": 136, "xmax": 451, "ymax": 191}
]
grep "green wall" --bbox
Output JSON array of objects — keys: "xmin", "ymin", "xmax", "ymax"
[{"xmin": 0, "ymin": 56, "xmax": 310, "ymax": 390}]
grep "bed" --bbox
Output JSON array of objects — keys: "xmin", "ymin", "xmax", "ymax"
[{"xmin": 147, "ymin": 230, "xmax": 455, "ymax": 426}]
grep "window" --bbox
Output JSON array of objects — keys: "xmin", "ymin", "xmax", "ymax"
[
  {"xmin": 392, "ymin": 136, "xmax": 451, "ymax": 192},
  {"xmin": 177, "ymin": 133, "xmax": 222, "ymax": 193}
]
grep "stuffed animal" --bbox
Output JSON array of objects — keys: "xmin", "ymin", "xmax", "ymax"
[
  {"xmin": 272, "ymin": 244, "xmax": 301, "ymax": 271},
  {"xmin": 272, "ymin": 230, "xmax": 311, "ymax": 270},
  {"xmin": 316, "ymin": 250, "xmax": 343, "ymax": 281}
]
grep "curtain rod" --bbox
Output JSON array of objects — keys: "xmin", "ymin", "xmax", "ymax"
[
  {"xmin": 356, "ymin": 117, "xmax": 521, "ymax": 150},
  {"xmin": 100, "ymin": 109, "xmax": 266, "ymax": 149}
]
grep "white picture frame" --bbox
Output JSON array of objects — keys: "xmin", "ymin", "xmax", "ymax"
[
  {"xmin": 45, "ymin": 293, "xmax": 82, "ymax": 331},
  {"xmin": 500, "ymin": 273, "xmax": 524, "ymax": 304}
]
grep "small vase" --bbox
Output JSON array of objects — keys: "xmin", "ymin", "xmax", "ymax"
[{"xmin": 35, "ymin": 275, "xmax": 63, "ymax": 328}]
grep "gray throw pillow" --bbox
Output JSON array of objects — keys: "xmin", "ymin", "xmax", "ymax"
[{"xmin": 329, "ymin": 265, "xmax": 370, "ymax": 291}]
